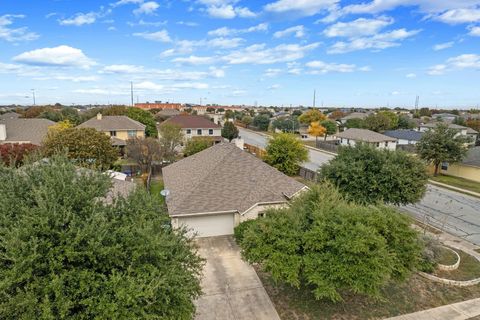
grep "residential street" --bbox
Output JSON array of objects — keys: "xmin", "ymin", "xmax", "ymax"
[
  {"xmin": 238, "ymin": 128, "xmax": 480, "ymax": 245},
  {"xmin": 238, "ymin": 128, "xmax": 334, "ymax": 171},
  {"xmin": 401, "ymin": 185, "xmax": 480, "ymax": 245}
]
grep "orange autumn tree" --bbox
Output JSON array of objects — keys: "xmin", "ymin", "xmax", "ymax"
[{"xmin": 307, "ymin": 121, "xmax": 326, "ymax": 143}]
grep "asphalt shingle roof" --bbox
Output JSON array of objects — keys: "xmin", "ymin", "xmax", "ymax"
[
  {"xmin": 420, "ymin": 122, "xmax": 467, "ymax": 130},
  {"xmin": 160, "ymin": 115, "xmax": 221, "ymax": 129},
  {"xmin": 77, "ymin": 115, "xmax": 146, "ymax": 131},
  {"xmin": 162, "ymin": 143, "xmax": 306, "ymax": 217},
  {"xmin": 336, "ymin": 128, "xmax": 397, "ymax": 143},
  {"xmin": 462, "ymin": 147, "xmax": 480, "ymax": 168},
  {"xmin": 0, "ymin": 118, "xmax": 55, "ymax": 145},
  {"xmin": 384, "ymin": 130, "xmax": 423, "ymax": 141}
]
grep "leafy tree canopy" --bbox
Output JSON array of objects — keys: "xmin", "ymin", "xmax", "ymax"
[
  {"xmin": 253, "ymin": 114, "xmax": 271, "ymax": 131},
  {"xmin": 319, "ymin": 144, "xmax": 428, "ymax": 205},
  {"xmin": 271, "ymin": 116, "xmax": 299, "ymax": 132},
  {"xmin": 298, "ymin": 109, "xmax": 326, "ymax": 124},
  {"xmin": 320, "ymin": 120, "xmax": 337, "ymax": 140},
  {"xmin": 416, "ymin": 123, "xmax": 470, "ymax": 175},
  {"xmin": 0, "ymin": 156, "xmax": 203, "ymax": 319},
  {"xmin": 307, "ymin": 121, "xmax": 326, "ymax": 142},
  {"xmin": 184, "ymin": 138, "xmax": 213, "ymax": 156},
  {"xmin": 221, "ymin": 121, "xmax": 239, "ymax": 142},
  {"xmin": 126, "ymin": 108, "xmax": 158, "ymax": 137},
  {"xmin": 158, "ymin": 123, "xmax": 184, "ymax": 162},
  {"xmin": 0, "ymin": 143, "xmax": 38, "ymax": 167},
  {"xmin": 42, "ymin": 127, "xmax": 118, "ymax": 170},
  {"xmin": 364, "ymin": 113, "xmax": 394, "ymax": 132},
  {"xmin": 345, "ymin": 118, "xmax": 366, "ymax": 129},
  {"xmin": 264, "ymin": 133, "xmax": 308, "ymax": 176},
  {"xmin": 241, "ymin": 115, "xmax": 253, "ymax": 126},
  {"xmin": 236, "ymin": 184, "xmax": 423, "ymax": 302},
  {"xmin": 398, "ymin": 115, "xmax": 416, "ymax": 129}
]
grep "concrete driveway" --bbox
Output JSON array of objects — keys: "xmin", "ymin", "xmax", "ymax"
[{"xmin": 194, "ymin": 236, "xmax": 280, "ymax": 320}]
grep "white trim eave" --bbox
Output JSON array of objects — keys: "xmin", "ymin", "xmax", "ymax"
[
  {"xmin": 285, "ymin": 185, "xmax": 310, "ymax": 199},
  {"xmin": 170, "ymin": 210, "xmax": 238, "ymax": 218},
  {"xmin": 240, "ymin": 201, "xmax": 288, "ymax": 216}
]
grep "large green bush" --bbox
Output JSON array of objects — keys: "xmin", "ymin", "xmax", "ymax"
[
  {"xmin": 237, "ymin": 184, "xmax": 423, "ymax": 302},
  {"xmin": 0, "ymin": 156, "xmax": 203, "ymax": 319}
]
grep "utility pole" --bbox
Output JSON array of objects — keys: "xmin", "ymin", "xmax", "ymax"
[
  {"xmin": 130, "ymin": 82, "xmax": 134, "ymax": 106},
  {"xmin": 415, "ymin": 95, "xmax": 419, "ymax": 112},
  {"xmin": 313, "ymin": 89, "xmax": 316, "ymax": 108},
  {"xmin": 31, "ymin": 89, "xmax": 36, "ymax": 105}
]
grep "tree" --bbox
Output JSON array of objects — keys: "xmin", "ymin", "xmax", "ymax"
[
  {"xmin": 264, "ymin": 133, "xmax": 308, "ymax": 175},
  {"xmin": 271, "ymin": 116, "xmax": 299, "ymax": 132},
  {"xmin": 126, "ymin": 137, "xmax": 163, "ymax": 190},
  {"xmin": 328, "ymin": 110, "xmax": 345, "ymax": 120},
  {"xmin": 319, "ymin": 144, "xmax": 428, "ymax": 205},
  {"xmin": 416, "ymin": 123, "xmax": 470, "ymax": 176},
  {"xmin": 398, "ymin": 115, "xmax": 416, "ymax": 129},
  {"xmin": 466, "ymin": 119, "xmax": 480, "ymax": 132},
  {"xmin": 364, "ymin": 113, "xmax": 392, "ymax": 132},
  {"xmin": 47, "ymin": 119, "xmax": 74, "ymax": 135},
  {"xmin": 206, "ymin": 107, "xmax": 215, "ymax": 113},
  {"xmin": 241, "ymin": 115, "xmax": 253, "ymax": 126},
  {"xmin": 298, "ymin": 109, "xmax": 326, "ymax": 124},
  {"xmin": 320, "ymin": 120, "xmax": 337, "ymax": 141},
  {"xmin": 225, "ymin": 110, "xmax": 234, "ymax": 120},
  {"xmin": 419, "ymin": 108, "xmax": 431, "ymax": 117},
  {"xmin": 453, "ymin": 116, "xmax": 466, "ymax": 126},
  {"xmin": 378, "ymin": 111, "xmax": 399, "ymax": 129},
  {"xmin": 236, "ymin": 184, "xmax": 423, "ymax": 302},
  {"xmin": 0, "ymin": 143, "xmax": 38, "ymax": 167},
  {"xmin": 307, "ymin": 121, "xmax": 326, "ymax": 143},
  {"xmin": 158, "ymin": 123, "xmax": 184, "ymax": 162},
  {"xmin": 126, "ymin": 107, "xmax": 158, "ymax": 137},
  {"xmin": 0, "ymin": 156, "xmax": 203, "ymax": 319},
  {"xmin": 184, "ymin": 138, "xmax": 213, "ymax": 156},
  {"xmin": 42, "ymin": 128, "xmax": 118, "ymax": 170},
  {"xmin": 221, "ymin": 121, "xmax": 239, "ymax": 142},
  {"xmin": 253, "ymin": 114, "xmax": 271, "ymax": 131},
  {"xmin": 292, "ymin": 110, "xmax": 303, "ymax": 117},
  {"xmin": 345, "ymin": 118, "xmax": 365, "ymax": 129}
]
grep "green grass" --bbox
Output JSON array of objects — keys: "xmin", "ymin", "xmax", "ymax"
[
  {"xmin": 433, "ymin": 251, "xmax": 480, "ymax": 281},
  {"xmin": 257, "ymin": 269, "xmax": 480, "ymax": 320},
  {"xmin": 303, "ymin": 141, "xmax": 317, "ymax": 148},
  {"xmin": 430, "ymin": 174, "xmax": 480, "ymax": 195},
  {"xmin": 149, "ymin": 178, "xmax": 165, "ymax": 205}
]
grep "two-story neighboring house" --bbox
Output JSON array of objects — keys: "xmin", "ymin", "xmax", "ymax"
[
  {"xmin": 0, "ymin": 118, "xmax": 55, "ymax": 145},
  {"xmin": 77, "ymin": 113, "xmax": 145, "ymax": 146},
  {"xmin": 335, "ymin": 128, "xmax": 397, "ymax": 150},
  {"xmin": 159, "ymin": 115, "xmax": 223, "ymax": 143}
]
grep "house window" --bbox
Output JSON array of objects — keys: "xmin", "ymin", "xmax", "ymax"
[
  {"xmin": 209, "ymin": 129, "xmax": 213, "ymax": 135},
  {"xmin": 197, "ymin": 129, "xmax": 202, "ymax": 135},
  {"xmin": 127, "ymin": 130, "xmax": 136, "ymax": 138},
  {"xmin": 109, "ymin": 131, "xmax": 117, "ymax": 137},
  {"xmin": 258, "ymin": 212, "xmax": 266, "ymax": 218},
  {"xmin": 186, "ymin": 129, "xmax": 191, "ymax": 134},
  {"xmin": 376, "ymin": 142, "xmax": 380, "ymax": 147}
]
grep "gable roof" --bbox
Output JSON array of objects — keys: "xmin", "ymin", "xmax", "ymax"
[
  {"xmin": 384, "ymin": 130, "xmax": 423, "ymax": 141},
  {"xmin": 420, "ymin": 122, "xmax": 467, "ymax": 130},
  {"xmin": 0, "ymin": 118, "xmax": 55, "ymax": 145},
  {"xmin": 0, "ymin": 112, "xmax": 20, "ymax": 120},
  {"xmin": 467, "ymin": 127, "xmax": 478, "ymax": 134},
  {"xmin": 462, "ymin": 147, "xmax": 480, "ymax": 168},
  {"xmin": 77, "ymin": 115, "xmax": 145, "ymax": 131},
  {"xmin": 161, "ymin": 115, "xmax": 220, "ymax": 129},
  {"xmin": 162, "ymin": 143, "xmax": 306, "ymax": 217},
  {"xmin": 336, "ymin": 128, "xmax": 397, "ymax": 143}
]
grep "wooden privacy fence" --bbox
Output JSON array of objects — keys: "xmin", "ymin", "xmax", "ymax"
[
  {"xmin": 298, "ymin": 167, "xmax": 317, "ymax": 182},
  {"xmin": 244, "ymin": 143, "xmax": 267, "ymax": 158},
  {"xmin": 315, "ymin": 140, "xmax": 339, "ymax": 153}
]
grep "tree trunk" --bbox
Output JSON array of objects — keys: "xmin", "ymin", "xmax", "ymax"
[
  {"xmin": 146, "ymin": 165, "xmax": 152, "ymax": 192},
  {"xmin": 434, "ymin": 162, "xmax": 440, "ymax": 176},
  {"xmin": 324, "ymin": 134, "xmax": 327, "ymax": 141}
]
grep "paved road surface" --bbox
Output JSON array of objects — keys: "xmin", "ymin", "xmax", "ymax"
[
  {"xmin": 239, "ymin": 128, "xmax": 334, "ymax": 171},
  {"xmin": 238, "ymin": 128, "xmax": 480, "ymax": 245},
  {"xmin": 402, "ymin": 185, "xmax": 480, "ymax": 245}
]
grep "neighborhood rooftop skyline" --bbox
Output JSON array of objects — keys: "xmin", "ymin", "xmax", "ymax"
[{"xmin": 1, "ymin": 1, "xmax": 480, "ymax": 108}]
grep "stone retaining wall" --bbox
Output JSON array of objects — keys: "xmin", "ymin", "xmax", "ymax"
[{"xmin": 437, "ymin": 246, "xmax": 460, "ymax": 271}]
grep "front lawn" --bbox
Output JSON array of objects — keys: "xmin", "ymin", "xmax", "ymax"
[
  {"xmin": 257, "ymin": 269, "xmax": 480, "ymax": 320},
  {"xmin": 430, "ymin": 174, "xmax": 480, "ymax": 195},
  {"xmin": 149, "ymin": 178, "xmax": 165, "ymax": 205}
]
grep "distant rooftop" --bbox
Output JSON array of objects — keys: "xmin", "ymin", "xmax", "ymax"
[
  {"xmin": 160, "ymin": 115, "xmax": 220, "ymax": 129},
  {"xmin": 384, "ymin": 130, "xmax": 424, "ymax": 141},
  {"xmin": 336, "ymin": 128, "xmax": 397, "ymax": 143},
  {"xmin": 77, "ymin": 115, "xmax": 146, "ymax": 131},
  {"xmin": 0, "ymin": 118, "xmax": 55, "ymax": 145}
]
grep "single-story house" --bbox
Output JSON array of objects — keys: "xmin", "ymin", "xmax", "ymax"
[
  {"xmin": 162, "ymin": 143, "xmax": 307, "ymax": 237},
  {"xmin": 335, "ymin": 128, "xmax": 397, "ymax": 150},
  {"xmin": 0, "ymin": 118, "xmax": 55, "ymax": 145},
  {"xmin": 467, "ymin": 127, "xmax": 478, "ymax": 143},
  {"xmin": 339, "ymin": 112, "xmax": 370, "ymax": 124},
  {"xmin": 438, "ymin": 147, "xmax": 480, "ymax": 183},
  {"xmin": 384, "ymin": 130, "xmax": 423, "ymax": 145},
  {"xmin": 418, "ymin": 122, "xmax": 468, "ymax": 135},
  {"xmin": 77, "ymin": 113, "xmax": 145, "ymax": 146},
  {"xmin": 0, "ymin": 112, "xmax": 20, "ymax": 120},
  {"xmin": 159, "ymin": 115, "xmax": 223, "ymax": 143}
]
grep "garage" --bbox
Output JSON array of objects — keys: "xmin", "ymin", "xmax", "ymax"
[{"xmin": 177, "ymin": 213, "xmax": 235, "ymax": 237}]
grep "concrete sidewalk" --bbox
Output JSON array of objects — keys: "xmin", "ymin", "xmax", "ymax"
[
  {"xmin": 428, "ymin": 180, "xmax": 480, "ymax": 198},
  {"xmin": 386, "ymin": 298, "xmax": 480, "ymax": 320}
]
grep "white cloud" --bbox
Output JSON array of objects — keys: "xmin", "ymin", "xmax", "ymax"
[
  {"xmin": 133, "ymin": 1, "xmax": 160, "ymax": 15},
  {"xmin": 224, "ymin": 42, "xmax": 320, "ymax": 64},
  {"xmin": 101, "ymin": 63, "xmax": 224, "ymax": 80},
  {"xmin": 468, "ymin": 25, "xmax": 480, "ymax": 36},
  {"xmin": 101, "ymin": 64, "xmax": 145, "ymax": 74},
  {"xmin": 406, "ymin": 73, "xmax": 417, "ymax": 78},
  {"xmin": 200, "ymin": 0, "xmax": 257, "ymax": 19},
  {"xmin": 111, "ymin": 0, "xmax": 143, "ymax": 7},
  {"xmin": 268, "ymin": 84, "xmax": 281, "ymax": 90},
  {"xmin": 208, "ymin": 37, "xmax": 244, "ymax": 48},
  {"xmin": 133, "ymin": 29, "xmax": 171, "ymax": 42},
  {"xmin": 207, "ymin": 5, "xmax": 236, "ymax": 18},
  {"xmin": 34, "ymin": 75, "xmax": 99, "ymax": 82},
  {"xmin": 235, "ymin": 7, "xmax": 257, "ymax": 18},
  {"xmin": 208, "ymin": 23, "xmax": 268, "ymax": 37},
  {"xmin": 264, "ymin": 68, "xmax": 282, "ymax": 77},
  {"xmin": 323, "ymin": 16, "xmax": 393, "ymax": 38},
  {"xmin": 305, "ymin": 60, "xmax": 368, "ymax": 74},
  {"xmin": 273, "ymin": 25, "xmax": 306, "ymax": 38},
  {"xmin": 172, "ymin": 55, "xmax": 215, "ymax": 65},
  {"xmin": 264, "ymin": 0, "xmax": 337, "ymax": 16},
  {"xmin": 134, "ymin": 81, "xmax": 209, "ymax": 91},
  {"xmin": 127, "ymin": 19, "xmax": 167, "ymax": 27},
  {"xmin": 427, "ymin": 53, "xmax": 480, "ymax": 75},
  {"xmin": 177, "ymin": 21, "xmax": 199, "ymax": 27},
  {"xmin": 433, "ymin": 41, "xmax": 454, "ymax": 51},
  {"xmin": 0, "ymin": 14, "xmax": 39, "ymax": 42},
  {"xmin": 13, "ymin": 45, "xmax": 96, "ymax": 68},
  {"xmin": 435, "ymin": 8, "xmax": 480, "ymax": 24},
  {"xmin": 59, "ymin": 12, "xmax": 98, "ymax": 26},
  {"xmin": 160, "ymin": 36, "xmax": 244, "ymax": 57},
  {"xmin": 328, "ymin": 28, "xmax": 420, "ymax": 54}
]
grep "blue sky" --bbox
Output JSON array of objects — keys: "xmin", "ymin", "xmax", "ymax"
[{"xmin": 1, "ymin": 0, "xmax": 480, "ymax": 108}]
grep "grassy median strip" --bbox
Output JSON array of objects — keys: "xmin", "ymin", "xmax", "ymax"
[{"xmin": 430, "ymin": 175, "xmax": 480, "ymax": 195}]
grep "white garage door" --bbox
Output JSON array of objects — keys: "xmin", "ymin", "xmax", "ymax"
[{"xmin": 178, "ymin": 213, "xmax": 234, "ymax": 237}]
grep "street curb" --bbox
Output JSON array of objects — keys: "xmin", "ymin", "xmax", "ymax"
[
  {"xmin": 428, "ymin": 180, "xmax": 480, "ymax": 198},
  {"xmin": 303, "ymin": 145, "xmax": 338, "ymax": 156}
]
